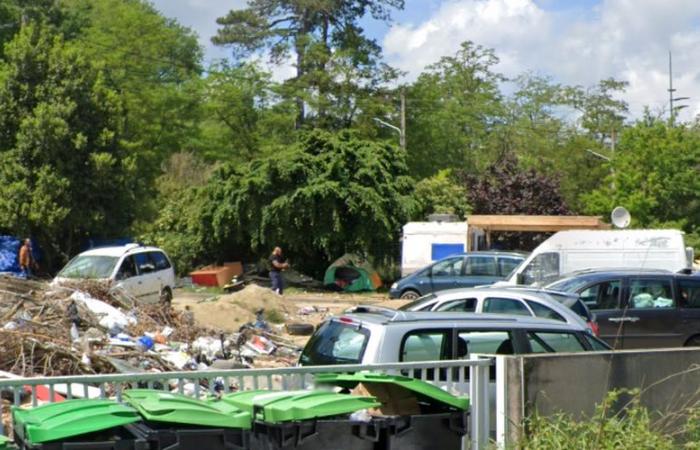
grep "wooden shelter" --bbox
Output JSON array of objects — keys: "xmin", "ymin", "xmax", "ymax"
[{"xmin": 466, "ymin": 215, "xmax": 610, "ymax": 249}]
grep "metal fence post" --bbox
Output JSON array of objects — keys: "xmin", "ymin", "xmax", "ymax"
[{"xmin": 470, "ymin": 355, "xmax": 490, "ymax": 449}]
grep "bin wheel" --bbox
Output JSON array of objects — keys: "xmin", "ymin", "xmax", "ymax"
[
  {"xmin": 286, "ymin": 322, "xmax": 315, "ymax": 336},
  {"xmin": 160, "ymin": 287, "xmax": 173, "ymax": 306}
]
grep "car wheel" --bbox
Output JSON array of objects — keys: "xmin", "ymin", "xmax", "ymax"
[
  {"xmin": 286, "ymin": 322, "xmax": 315, "ymax": 336},
  {"xmin": 400, "ymin": 290, "xmax": 420, "ymax": 300},
  {"xmin": 685, "ymin": 335, "xmax": 700, "ymax": 347},
  {"xmin": 160, "ymin": 287, "xmax": 173, "ymax": 306}
]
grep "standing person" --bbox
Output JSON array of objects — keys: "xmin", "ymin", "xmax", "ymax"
[
  {"xmin": 269, "ymin": 246, "xmax": 289, "ymax": 295},
  {"xmin": 18, "ymin": 238, "xmax": 35, "ymax": 278}
]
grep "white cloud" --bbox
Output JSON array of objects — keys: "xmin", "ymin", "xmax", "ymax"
[{"xmin": 383, "ymin": 0, "xmax": 700, "ymax": 120}]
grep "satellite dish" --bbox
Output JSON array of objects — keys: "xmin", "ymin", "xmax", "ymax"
[{"xmin": 611, "ymin": 206, "xmax": 631, "ymax": 229}]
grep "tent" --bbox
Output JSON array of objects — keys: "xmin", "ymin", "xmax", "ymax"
[{"xmin": 324, "ymin": 254, "xmax": 382, "ymax": 292}]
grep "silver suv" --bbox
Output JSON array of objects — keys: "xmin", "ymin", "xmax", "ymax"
[{"xmin": 299, "ymin": 309, "xmax": 609, "ymax": 366}]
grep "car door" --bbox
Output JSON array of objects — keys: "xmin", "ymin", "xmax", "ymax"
[
  {"xmin": 113, "ymin": 256, "xmax": 142, "ymax": 298},
  {"xmin": 148, "ymin": 251, "xmax": 174, "ymax": 293},
  {"xmin": 577, "ymin": 279, "xmax": 623, "ymax": 348},
  {"xmin": 619, "ymin": 277, "xmax": 681, "ymax": 349},
  {"xmin": 459, "ymin": 255, "xmax": 498, "ymax": 287},
  {"xmin": 131, "ymin": 252, "xmax": 161, "ymax": 302},
  {"xmin": 678, "ymin": 279, "xmax": 700, "ymax": 346},
  {"xmin": 428, "ymin": 257, "xmax": 465, "ymax": 292}
]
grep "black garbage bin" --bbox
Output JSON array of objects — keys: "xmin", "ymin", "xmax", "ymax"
[
  {"xmin": 215, "ymin": 389, "xmax": 383, "ymax": 450},
  {"xmin": 314, "ymin": 373, "xmax": 470, "ymax": 450},
  {"xmin": 12, "ymin": 399, "xmax": 147, "ymax": 450},
  {"xmin": 121, "ymin": 389, "xmax": 251, "ymax": 450}
]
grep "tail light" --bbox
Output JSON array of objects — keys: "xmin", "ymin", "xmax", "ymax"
[{"xmin": 588, "ymin": 320, "xmax": 600, "ymax": 337}]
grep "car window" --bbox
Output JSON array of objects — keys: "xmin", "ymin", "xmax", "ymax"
[
  {"xmin": 521, "ymin": 253, "xmax": 560, "ymax": 285},
  {"xmin": 401, "ymin": 330, "xmax": 449, "ymax": 361},
  {"xmin": 465, "ymin": 256, "xmax": 497, "ymax": 276},
  {"xmin": 580, "ymin": 280, "xmax": 621, "ymax": 310},
  {"xmin": 133, "ymin": 252, "xmax": 156, "ymax": 274},
  {"xmin": 527, "ymin": 331, "xmax": 586, "ymax": 353},
  {"xmin": 149, "ymin": 251, "xmax": 171, "ymax": 270},
  {"xmin": 457, "ymin": 331, "xmax": 514, "ymax": 356},
  {"xmin": 680, "ymin": 280, "xmax": 700, "ymax": 308},
  {"xmin": 435, "ymin": 298, "xmax": 477, "ymax": 312},
  {"xmin": 300, "ymin": 321, "xmax": 369, "ymax": 365},
  {"xmin": 498, "ymin": 257, "xmax": 522, "ymax": 277},
  {"xmin": 526, "ymin": 300, "xmax": 565, "ymax": 322},
  {"xmin": 483, "ymin": 297, "xmax": 531, "ymax": 316},
  {"xmin": 58, "ymin": 255, "xmax": 119, "ymax": 279},
  {"xmin": 430, "ymin": 257, "xmax": 463, "ymax": 277},
  {"xmin": 398, "ymin": 294, "xmax": 437, "ymax": 311},
  {"xmin": 116, "ymin": 256, "xmax": 137, "ymax": 280},
  {"xmin": 581, "ymin": 334, "xmax": 611, "ymax": 351},
  {"xmin": 628, "ymin": 279, "xmax": 674, "ymax": 309}
]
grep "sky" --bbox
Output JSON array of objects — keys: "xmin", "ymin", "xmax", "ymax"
[{"xmin": 151, "ymin": 0, "xmax": 700, "ymax": 120}]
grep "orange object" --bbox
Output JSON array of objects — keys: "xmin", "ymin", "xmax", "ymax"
[
  {"xmin": 154, "ymin": 333, "xmax": 167, "ymax": 345},
  {"xmin": 190, "ymin": 262, "xmax": 243, "ymax": 287}
]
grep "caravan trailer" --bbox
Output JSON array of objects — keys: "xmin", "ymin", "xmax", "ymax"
[{"xmin": 499, "ymin": 229, "xmax": 694, "ymax": 286}]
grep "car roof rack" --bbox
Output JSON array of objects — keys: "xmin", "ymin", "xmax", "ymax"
[{"xmin": 344, "ymin": 305, "xmax": 408, "ymax": 322}]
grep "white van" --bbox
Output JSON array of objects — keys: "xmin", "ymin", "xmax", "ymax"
[
  {"xmin": 52, "ymin": 244, "xmax": 176, "ymax": 303},
  {"xmin": 500, "ymin": 229, "xmax": 693, "ymax": 286}
]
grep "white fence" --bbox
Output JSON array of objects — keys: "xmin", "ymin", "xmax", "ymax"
[{"xmin": 0, "ymin": 357, "xmax": 495, "ymax": 449}]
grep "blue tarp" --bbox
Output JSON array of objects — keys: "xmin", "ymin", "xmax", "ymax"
[{"xmin": 0, "ymin": 236, "xmax": 21, "ymax": 274}]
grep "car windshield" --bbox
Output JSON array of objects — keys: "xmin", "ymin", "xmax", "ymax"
[
  {"xmin": 299, "ymin": 320, "xmax": 369, "ymax": 365},
  {"xmin": 58, "ymin": 255, "xmax": 119, "ymax": 279},
  {"xmin": 398, "ymin": 293, "xmax": 437, "ymax": 311}
]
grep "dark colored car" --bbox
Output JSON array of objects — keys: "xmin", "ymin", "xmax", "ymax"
[
  {"xmin": 389, "ymin": 251, "xmax": 526, "ymax": 299},
  {"xmin": 546, "ymin": 269, "xmax": 700, "ymax": 349}
]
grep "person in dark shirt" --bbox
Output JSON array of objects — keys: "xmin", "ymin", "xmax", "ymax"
[{"xmin": 269, "ymin": 246, "xmax": 289, "ymax": 295}]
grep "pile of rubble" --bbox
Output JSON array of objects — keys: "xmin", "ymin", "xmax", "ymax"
[{"xmin": 0, "ymin": 276, "xmax": 303, "ymax": 378}]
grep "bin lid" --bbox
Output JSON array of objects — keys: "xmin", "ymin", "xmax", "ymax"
[
  {"xmin": 314, "ymin": 373, "xmax": 469, "ymax": 411},
  {"xmin": 122, "ymin": 389, "xmax": 251, "ymax": 429},
  {"xmin": 12, "ymin": 399, "xmax": 140, "ymax": 444},
  {"xmin": 216, "ymin": 390, "xmax": 380, "ymax": 423},
  {"xmin": 214, "ymin": 390, "xmax": 308, "ymax": 415}
]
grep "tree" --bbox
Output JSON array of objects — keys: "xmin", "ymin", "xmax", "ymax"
[
  {"xmin": 412, "ymin": 169, "xmax": 471, "ymax": 221},
  {"xmin": 154, "ymin": 130, "xmax": 415, "ymax": 276},
  {"xmin": 213, "ymin": 0, "xmax": 403, "ymax": 128},
  {"xmin": 462, "ymin": 152, "xmax": 570, "ymax": 250},
  {"xmin": 583, "ymin": 118, "xmax": 700, "ymax": 234},
  {"xmin": 405, "ymin": 42, "xmax": 504, "ymax": 178},
  {"xmin": 0, "ymin": 24, "xmax": 138, "ymax": 267}
]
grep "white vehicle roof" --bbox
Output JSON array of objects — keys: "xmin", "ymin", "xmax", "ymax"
[
  {"xmin": 78, "ymin": 244, "xmax": 160, "ymax": 258},
  {"xmin": 537, "ymin": 229, "xmax": 684, "ymax": 251},
  {"xmin": 402, "ymin": 221, "xmax": 468, "ymax": 234}
]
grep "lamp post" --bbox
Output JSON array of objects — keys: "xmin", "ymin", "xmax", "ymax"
[{"xmin": 373, "ymin": 89, "xmax": 406, "ymax": 151}]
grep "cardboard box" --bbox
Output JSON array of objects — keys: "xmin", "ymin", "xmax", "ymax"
[
  {"xmin": 190, "ymin": 262, "xmax": 243, "ymax": 287},
  {"xmin": 351, "ymin": 382, "xmax": 421, "ymax": 416}
]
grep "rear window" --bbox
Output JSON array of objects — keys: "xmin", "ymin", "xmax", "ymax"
[{"xmin": 300, "ymin": 320, "xmax": 369, "ymax": 365}]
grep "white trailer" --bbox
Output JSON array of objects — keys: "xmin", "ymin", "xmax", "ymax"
[
  {"xmin": 401, "ymin": 221, "xmax": 483, "ymax": 276},
  {"xmin": 500, "ymin": 229, "xmax": 694, "ymax": 285}
]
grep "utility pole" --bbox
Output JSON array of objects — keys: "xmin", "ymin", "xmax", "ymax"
[
  {"xmin": 668, "ymin": 51, "xmax": 689, "ymax": 126},
  {"xmin": 399, "ymin": 88, "xmax": 406, "ymax": 152}
]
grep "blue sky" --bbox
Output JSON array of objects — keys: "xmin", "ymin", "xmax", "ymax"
[{"xmin": 151, "ymin": 0, "xmax": 700, "ymax": 120}]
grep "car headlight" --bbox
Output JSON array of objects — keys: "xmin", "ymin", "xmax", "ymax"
[{"xmin": 391, "ymin": 282, "xmax": 398, "ymax": 289}]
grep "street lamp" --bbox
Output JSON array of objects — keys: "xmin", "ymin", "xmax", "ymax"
[{"xmin": 373, "ymin": 117, "xmax": 406, "ymax": 151}]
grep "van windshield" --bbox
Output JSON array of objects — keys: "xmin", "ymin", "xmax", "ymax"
[
  {"xmin": 58, "ymin": 255, "xmax": 119, "ymax": 279},
  {"xmin": 299, "ymin": 320, "xmax": 369, "ymax": 365}
]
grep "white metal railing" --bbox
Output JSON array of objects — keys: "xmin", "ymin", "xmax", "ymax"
[{"xmin": 0, "ymin": 357, "xmax": 494, "ymax": 449}]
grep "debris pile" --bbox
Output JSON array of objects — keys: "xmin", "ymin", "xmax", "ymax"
[{"xmin": 0, "ymin": 276, "xmax": 310, "ymax": 379}]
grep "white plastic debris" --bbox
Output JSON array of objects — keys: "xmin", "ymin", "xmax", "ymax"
[{"xmin": 71, "ymin": 291, "xmax": 137, "ymax": 330}]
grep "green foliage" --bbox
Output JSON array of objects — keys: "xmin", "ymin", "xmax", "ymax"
[
  {"xmin": 583, "ymin": 118, "xmax": 700, "ymax": 234},
  {"xmin": 0, "ymin": 23, "xmax": 137, "ymax": 266},
  {"xmin": 412, "ymin": 169, "xmax": 471, "ymax": 220},
  {"xmin": 521, "ymin": 390, "xmax": 675, "ymax": 450},
  {"xmin": 214, "ymin": 0, "xmax": 403, "ymax": 128},
  {"xmin": 406, "ymin": 42, "xmax": 504, "ymax": 178},
  {"xmin": 159, "ymin": 130, "xmax": 415, "ymax": 276}
]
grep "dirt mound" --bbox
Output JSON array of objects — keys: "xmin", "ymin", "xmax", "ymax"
[{"xmin": 182, "ymin": 284, "xmax": 291, "ymax": 332}]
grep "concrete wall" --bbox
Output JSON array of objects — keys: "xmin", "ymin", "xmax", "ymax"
[{"xmin": 500, "ymin": 348, "xmax": 700, "ymax": 444}]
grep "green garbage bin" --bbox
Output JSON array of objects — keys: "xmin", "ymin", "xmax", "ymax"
[
  {"xmin": 314, "ymin": 373, "xmax": 470, "ymax": 450},
  {"xmin": 122, "ymin": 389, "xmax": 251, "ymax": 450},
  {"xmin": 215, "ymin": 389, "xmax": 383, "ymax": 450},
  {"xmin": 12, "ymin": 399, "xmax": 147, "ymax": 450}
]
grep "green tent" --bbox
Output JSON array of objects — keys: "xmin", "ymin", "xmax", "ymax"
[{"xmin": 323, "ymin": 253, "xmax": 382, "ymax": 292}]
